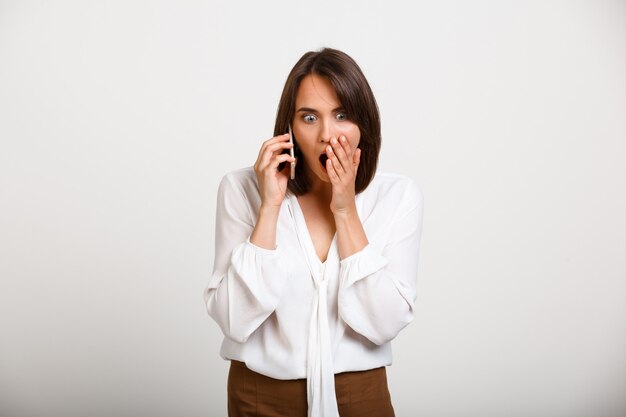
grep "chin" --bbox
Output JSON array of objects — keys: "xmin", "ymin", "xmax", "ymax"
[
  {"xmin": 303, "ymin": 159, "xmax": 330, "ymax": 183},
  {"xmin": 310, "ymin": 168, "xmax": 330, "ymax": 183}
]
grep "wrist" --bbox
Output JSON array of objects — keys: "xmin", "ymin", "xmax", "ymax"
[
  {"xmin": 333, "ymin": 204, "xmax": 368, "ymax": 259},
  {"xmin": 332, "ymin": 202, "xmax": 358, "ymax": 218},
  {"xmin": 259, "ymin": 204, "xmax": 282, "ymax": 218},
  {"xmin": 251, "ymin": 205, "xmax": 280, "ymax": 250}
]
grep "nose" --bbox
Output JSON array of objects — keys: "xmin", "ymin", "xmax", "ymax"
[{"xmin": 319, "ymin": 118, "xmax": 334, "ymax": 143}]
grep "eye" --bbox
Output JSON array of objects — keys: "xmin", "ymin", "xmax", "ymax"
[
  {"xmin": 303, "ymin": 114, "xmax": 317, "ymax": 123},
  {"xmin": 336, "ymin": 112, "xmax": 348, "ymax": 121}
]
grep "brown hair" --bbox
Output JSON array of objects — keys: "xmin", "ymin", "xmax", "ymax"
[{"xmin": 274, "ymin": 48, "xmax": 381, "ymax": 195}]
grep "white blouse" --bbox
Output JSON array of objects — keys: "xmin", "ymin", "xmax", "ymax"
[{"xmin": 204, "ymin": 167, "xmax": 423, "ymax": 417}]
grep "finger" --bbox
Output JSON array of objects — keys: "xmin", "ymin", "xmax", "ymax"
[
  {"xmin": 284, "ymin": 157, "xmax": 297, "ymax": 179},
  {"xmin": 326, "ymin": 144, "xmax": 344, "ymax": 176},
  {"xmin": 327, "ymin": 138, "xmax": 346, "ymax": 173},
  {"xmin": 353, "ymin": 147, "xmax": 361, "ymax": 168},
  {"xmin": 339, "ymin": 135, "xmax": 353, "ymax": 156},
  {"xmin": 264, "ymin": 140, "xmax": 294, "ymax": 157},
  {"xmin": 258, "ymin": 133, "xmax": 290, "ymax": 157},
  {"xmin": 269, "ymin": 153, "xmax": 296, "ymax": 171},
  {"xmin": 326, "ymin": 158, "xmax": 339, "ymax": 182},
  {"xmin": 332, "ymin": 136, "xmax": 351, "ymax": 171},
  {"xmin": 258, "ymin": 141, "xmax": 294, "ymax": 169},
  {"xmin": 259, "ymin": 133, "xmax": 290, "ymax": 150}
]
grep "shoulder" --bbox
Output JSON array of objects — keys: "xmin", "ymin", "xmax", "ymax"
[
  {"xmin": 219, "ymin": 167, "xmax": 259, "ymax": 195},
  {"xmin": 362, "ymin": 171, "xmax": 423, "ymax": 207},
  {"xmin": 217, "ymin": 167, "xmax": 261, "ymax": 207}
]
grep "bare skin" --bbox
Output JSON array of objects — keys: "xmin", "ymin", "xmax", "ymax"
[{"xmin": 251, "ymin": 74, "xmax": 368, "ymax": 261}]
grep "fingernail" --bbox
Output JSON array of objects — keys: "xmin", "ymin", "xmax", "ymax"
[
  {"xmin": 327, "ymin": 145, "xmax": 333, "ymax": 153},
  {"xmin": 331, "ymin": 137, "xmax": 337, "ymax": 145},
  {"xmin": 341, "ymin": 136, "xmax": 347, "ymax": 143}
]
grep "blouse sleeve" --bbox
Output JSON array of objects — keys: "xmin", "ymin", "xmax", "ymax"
[
  {"xmin": 203, "ymin": 173, "xmax": 289, "ymax": 343},
  {"xmin": 338, "ymin": 180, "xmax": 424, "ymax": 346}
]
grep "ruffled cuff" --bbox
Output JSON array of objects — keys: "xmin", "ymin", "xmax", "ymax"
[
  {"xmin": 339, "ymin": 244, "xmax": 388, "ymax": 288},
  {"xmin": 245, "ymin": 237, "xmax": 279, "ymax": 253},
  {"xmin": 230, "ymin": 238, "xmax": 289, "ymax": 307}
]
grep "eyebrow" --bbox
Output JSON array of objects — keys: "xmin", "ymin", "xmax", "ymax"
[{"xmin": 296, "ymin": 106, "xmax": 345, "ymax": 113}]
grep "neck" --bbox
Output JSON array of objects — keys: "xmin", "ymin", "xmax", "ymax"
[
  {"xmin": 303, "ymin": 169, "xmax": 333, "ymax": 204},
  {"xmin": 309, "ymin": 181, "xmax": 332, "ymax": 203}
]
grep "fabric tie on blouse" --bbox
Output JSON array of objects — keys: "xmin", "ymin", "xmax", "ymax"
[
  {"xmin": 288, "ymin": 199, "xmax": 340, "ymax": 417},
  {"xmin": 307, "ymin": 275, "xmax": 339, "ymax": 417}
]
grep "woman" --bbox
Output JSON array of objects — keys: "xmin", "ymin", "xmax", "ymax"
[{"xmin": 205, "ymin": 48, "xmax": 423, "ymax": 417}]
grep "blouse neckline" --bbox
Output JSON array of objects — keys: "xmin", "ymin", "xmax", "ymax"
[{"xmin": 288, "ymin": 194, "xmax": 337, "ymax": 266}]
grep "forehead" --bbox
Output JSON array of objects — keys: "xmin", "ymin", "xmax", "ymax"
[{"xmin": 295, "ymin": 74, "xmax": 341, "ymax": 109}]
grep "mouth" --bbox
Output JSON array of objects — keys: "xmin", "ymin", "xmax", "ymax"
[{"xmin": 319, "ymin": 154, "xmax": 328, "ymax": 170}]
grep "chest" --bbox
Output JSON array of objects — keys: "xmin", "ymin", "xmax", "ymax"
[{"xmin": 296, "ymin": 197, "xmax": 336, "ymax": 263}]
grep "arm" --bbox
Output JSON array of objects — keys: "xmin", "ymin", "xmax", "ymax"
[
  {"xmin": 204, "ymin": 134, "xmax": 296, "ymax": 343},
  {"xmin": 203, "ymin": 173, "xmax": 290, "ymax": 343},
  {"xmin": 325, "ymin": 136, "xmax": 424, "ymax": 345},
  {"xmin": 338, "ymin": 181, "xmax": 424, "ymax": 345},
  {"xmin": 326, "ymin": 136, "xmax": 369, "ymax": 259}
]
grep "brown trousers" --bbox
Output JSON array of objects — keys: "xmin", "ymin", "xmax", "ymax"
[{"xmin": 227, "ymin": 360, "xmax": 395, "ymax": 417}]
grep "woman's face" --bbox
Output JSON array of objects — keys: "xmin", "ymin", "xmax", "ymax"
[{"xmin": 292, "ymin": 74, "xmax": 361, "ymax": 185}]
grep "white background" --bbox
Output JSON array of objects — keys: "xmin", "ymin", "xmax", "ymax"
[{"xmin": 1, "ymin": 1, "xmax": 625, "ymax": 416}]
